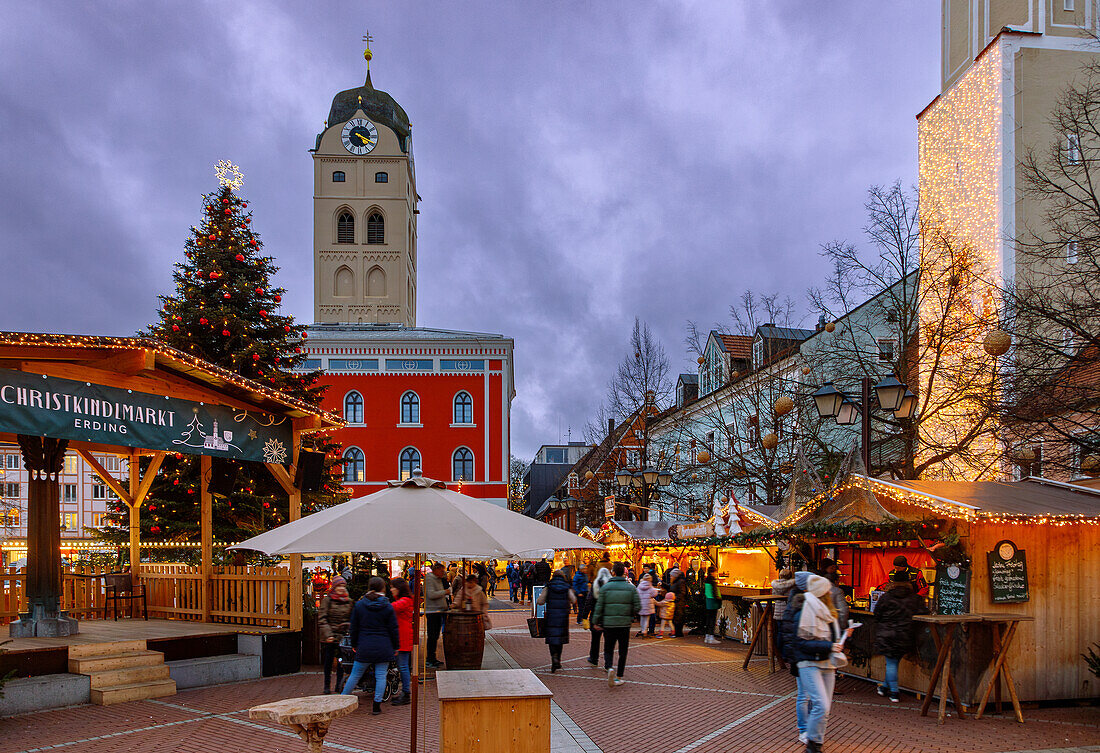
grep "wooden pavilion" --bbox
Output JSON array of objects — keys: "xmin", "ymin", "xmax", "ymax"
[{"xmin": 0, "ymin": 332, "xmax": 342, "ymax": 637}]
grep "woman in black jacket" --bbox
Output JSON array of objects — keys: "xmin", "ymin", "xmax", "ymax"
[
  {"xmin": 341, "ymin": 577, "xmax": 399, "ymax": 715},
  {"xmin": 537, "ymin": 570, "xmax": 577, "ymax": 672},
  {"xmin": 872, "ymin": 571, "xmax": 928, "ymax": 702}
]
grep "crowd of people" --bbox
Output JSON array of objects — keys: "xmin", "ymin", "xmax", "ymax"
[{"xmin": 317, "ymin": 553, "xmax": 931, "ymax": 752}]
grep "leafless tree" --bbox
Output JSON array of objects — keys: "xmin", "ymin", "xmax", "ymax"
[
  {"xmin": 811, "ymin": 182, "xmax": 1002, "ymax": 479},
  {"xmin": 1001, "ymin": 58, "xmax": 1100, "ymax": 477}
]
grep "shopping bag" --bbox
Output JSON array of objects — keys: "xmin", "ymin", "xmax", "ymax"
[{"xmin": 527, "ymin": 617, "xmax": 544, "ymax": 638}]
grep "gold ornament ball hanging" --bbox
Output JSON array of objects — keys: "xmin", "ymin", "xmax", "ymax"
[
  {"xmin": 983, "ymin": 329, "xmax": 1011, "ymax": 357},
  {"xmin": 774, "ymin": 395, "xmax": 795, "ymax": 417},
  {"xmin": 824, "ymin": 322, "xmax": 836, "ymax": 333},
  {"xmin": 801, "ymin": 365, "xmax": 811, "ymax": 375},
  {"xmin": 697, "ymin": 356, "xmax": 705, "ymax": 365},
  {"xmin": 584, "ymin": 470, "xmax": 594, "ymax": 480},
  {"xmin": 696, "ymin": 449, "xmax": 711, "ymax": 464},
  {"xmin": 761, "ymin": 432, "xmax": 779, "ymax": 450}
]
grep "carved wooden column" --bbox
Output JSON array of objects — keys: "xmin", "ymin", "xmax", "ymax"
[{"xmin": 11, "ymin": 435, "xmax": 78, "ymax": 637}]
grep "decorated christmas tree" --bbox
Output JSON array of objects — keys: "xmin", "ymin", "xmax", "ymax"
[{"xmin": 96, "ymin": 162, "xmax": 348, "ymax": 554}]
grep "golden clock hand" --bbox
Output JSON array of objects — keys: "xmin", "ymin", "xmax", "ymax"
[{"xmin": 357, "ymin": 133, "xmax": 370, "ymax": 144}]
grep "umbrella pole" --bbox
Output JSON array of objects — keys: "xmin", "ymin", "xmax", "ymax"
[{"xmin": 411, "ymin": 553, "xmax": 421, "ymax": 753}]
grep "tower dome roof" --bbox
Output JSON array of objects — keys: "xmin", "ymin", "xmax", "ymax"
[{"xmin": 324, "ymin": 71, "xmax": 410, "ymax": 152}]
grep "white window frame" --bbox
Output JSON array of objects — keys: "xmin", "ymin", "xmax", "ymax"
[
  {"xmin": 877, "ymin": 338, "xmax": 896, "ymax": 363},
  {"xmin": 343, "ymin": 390, "xmax": 365, "ymax": 425},
  {"xmin": 1064, "ymin": 0, "xmax": 1075, "ymax": 11},
  {"xmin": 452, "ymin": 447, "xmax": 475, "ymax": 482},
  {"xmin": 1067, "ymin": 133, "xmax": 1081, "ymax": 164},
  {"xmin": 452, "ymin": 390, "xmax": 475, "ymax": 426},
  {"xmin": 62, "ymin": 483, "xmax": 77, "ymax": 502},
  {"xmin": 399, "ymin": 391, "xmax": 421, "ymax": 426},
  {"xmin": 1067, "ymin": 241, "xmax": 1079, "ymax": 264},
  {"xmin": 399, "ymin": 447, "xmax": 422, "ymax": 481},
  {"xmin": 342, "ymin": 446, "xmax": 366, "ymax": 484}
]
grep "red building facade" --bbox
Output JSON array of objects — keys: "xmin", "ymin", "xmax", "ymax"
[{"xmin": 303, "ymin": 325, "xmax": 514, "ymax": 506}]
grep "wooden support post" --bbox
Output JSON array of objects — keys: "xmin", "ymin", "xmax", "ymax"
[
  {"xmin": 129, "ymin": 451, "xmax": 140, "ymax": 580},
  {"xmin": 200, "ymin": 454, "xmax": 213, "ymax": 623},
  {"xmin": 289, "ymin": 484, "xmax": 302, "ymax": 631}
]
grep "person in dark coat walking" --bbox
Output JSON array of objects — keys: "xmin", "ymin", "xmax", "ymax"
[
  {"xmin": 571, "ymin": 567, "xmax": 589, "ymax": 622},
  {"xmin": 534, "ymin": 558, "xmax": 552, "ymax": 586},
  {"xmin": 537, "ymin": 570, "xmax": 577, "ymax": 671},
  {"xmin": 671, "ymin": 569, "xmax": 689, "ymax": 637},
  {"xmin": 341, "ymin": 577, "xmax": 399, "ymax": 715},
  {"xmin": 872, "ymin": 571, "xmax": 928, "ymax": 702}
]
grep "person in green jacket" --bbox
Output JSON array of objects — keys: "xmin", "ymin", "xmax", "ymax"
[
  {"xmin": 593, "ymin": 562, "xmax": 642, "ymax": 687},
  {"xmin": 703, "ymin": 565, "xmax": 722, "ymax": 644}
]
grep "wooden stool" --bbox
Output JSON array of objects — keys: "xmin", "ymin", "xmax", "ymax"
[{"xmin": 249, "ymin": 694, "xmax": 357, "ymax": 752}]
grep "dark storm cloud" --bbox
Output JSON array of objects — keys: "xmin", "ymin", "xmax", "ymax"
[{"xmin": 0, "ymin": 2, "xmax": 937, "ymax": 459}]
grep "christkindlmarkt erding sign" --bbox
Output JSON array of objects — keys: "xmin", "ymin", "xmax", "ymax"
[{"xmin": 0, "ymin": 369, "xmax": 293, "ymax": 466}]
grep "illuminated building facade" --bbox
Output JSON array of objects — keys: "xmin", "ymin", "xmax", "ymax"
[{"xmin": 917, "ymin": 0, "xmax": 1100, "ymax": 479}]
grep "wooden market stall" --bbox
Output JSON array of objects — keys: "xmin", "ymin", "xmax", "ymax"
[
  {"xmin": 777, "ymin": 473, "xmax": 1100, "ymax": 706},
  {"xmin": 590, "ymin": 519, "xmax": 708, "ymax": 579}
]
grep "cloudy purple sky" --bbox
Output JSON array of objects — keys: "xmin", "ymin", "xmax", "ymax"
[{"xmin": 0, "ymin": 2, "xmax": 938, "ymax": 459}]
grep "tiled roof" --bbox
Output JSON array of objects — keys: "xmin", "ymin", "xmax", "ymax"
[{"xmin": 714, "ymin": 333, "xmax": 753, "ymax": 360}]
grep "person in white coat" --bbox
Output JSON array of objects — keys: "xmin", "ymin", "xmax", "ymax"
[{"xmin": 635, "ymin": 573, "xmax": 657, "ymax": 637}]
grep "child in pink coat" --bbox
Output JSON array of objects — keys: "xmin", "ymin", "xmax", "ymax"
[{"xmin": 657, "ymin": 591, "xmax": 676, "ymax": 637}]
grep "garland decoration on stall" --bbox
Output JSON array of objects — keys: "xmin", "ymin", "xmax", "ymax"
[{"xmin": 686, "ymin": 517, "xmax": 948, "ymax": 547}]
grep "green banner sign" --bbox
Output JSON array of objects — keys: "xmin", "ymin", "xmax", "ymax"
[{"xmin": 0, "ymin": 369, "xmax": 293, "ymax": 465}]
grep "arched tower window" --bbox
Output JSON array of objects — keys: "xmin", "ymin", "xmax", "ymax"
[
  {"xmin": 342, "ymin": 447, "xmax": 365, "ymax": 483},
  {"xmin": 337, "ymin": 211, "xmax": 355, "ymax": 244},
  {"xmin": 375, "ymin": 172, "xmax": 388, "ymax": 183},
  {"xmin": 334, "ymin": 265, "xmax": 354, "ymax": 297},
  {"xmin": 367, "ymin": 266, "xmax": 386, "ymax": 297},
  {"xmin": 452, "ymin": 448, "xmax": 474, "ymax": 481},
  {"xmin": 344, "ymin": 391, "xmax": 364, "ymax": 424},
  {"xmin": 332, "ymin": 171, "xmax": 346, "ymax": 182},
  {"xmin": 400, "ymin": 447, "xmax": 421, "ymax": 480},
  {"xmin": 453, "ymin": 392, "xmax": 473, "ymax": 424},
  {"xmin": 367, "ymin": 212, "xmax": 385, "ymax": 244},
  {"xmin": 400, "ymin": 391, "xmax": 420, "ymax": 424}
]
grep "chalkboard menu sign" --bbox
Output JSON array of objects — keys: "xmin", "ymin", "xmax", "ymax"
[
  {"xmin": 933, "ymin": 564, "xmax": 971, "ymax": 615},
  {"xmin": 987, "ymin": 539, "xmax": 1029, "ymax": 604}
]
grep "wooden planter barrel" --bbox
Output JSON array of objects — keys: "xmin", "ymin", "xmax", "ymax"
[{"xmin": 443, "ymin": 610, "xmax": 485, "ymax": 670}]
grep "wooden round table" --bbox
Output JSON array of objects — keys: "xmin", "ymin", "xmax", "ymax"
[{"xmin": 249, "ymin": 694, "xmax": 358, "ymax": 752}]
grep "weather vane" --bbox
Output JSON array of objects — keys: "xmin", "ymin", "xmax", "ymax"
[
  {"xmin": 214, "ymin": 160, "xmax": 244, "ymax": 190},
  {"xmin": 363, "ymin": 31, "xmax": 374, "ymax": 71}
]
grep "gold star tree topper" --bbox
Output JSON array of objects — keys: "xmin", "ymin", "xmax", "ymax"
[{"xmin": 214, "ymin": 160, "xmax": 244, "ymax": 190}]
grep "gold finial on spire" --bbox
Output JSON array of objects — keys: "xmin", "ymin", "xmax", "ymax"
[
  {"xmin": 358, "ymin": 95, "xmax": 362, "ymax": 107},
  {"xmin": 362, "ymin": 31, "xmax": 374, "ymax": 72}
]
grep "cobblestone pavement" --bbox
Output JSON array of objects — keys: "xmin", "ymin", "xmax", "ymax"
[{"xmin": 1, "ymin": 610, "xmax": 1096, "ymax": 753}]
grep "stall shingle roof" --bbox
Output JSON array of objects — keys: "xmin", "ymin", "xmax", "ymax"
[{"xmin": 874, "ymin": 477, "xmax": 1100, "ymax": 518}]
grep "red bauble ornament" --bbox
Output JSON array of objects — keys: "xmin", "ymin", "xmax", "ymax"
[
  {"xmin": 235, "ymin": 253, "xmax": 245, "ymax": 262},
  {"xmin": 224, "ymin": 209, "xmax": 232, "ymax": 215},
  {"xmin": 222, "ymin": 198, "xmax": 229, "ymax": 204},
  {"xmin": 223, "ymin": 293, "xmax": 231, "ymax": 299},
  {"xmin": 242, "ymin": 203, "xmax": 247, "ymax": 208},
  {"xmin": 274, "ymin": 357, "xmax": 280, "ymax": 363},
  {"xmin": 259, "ymin": 310, "xmax": 267, "ymax": 317},
  {"xmin": 295, "ymin": 347, "xmax": 301, "ymax": 353},
  {"xmin": 173, "ymin": 479, "xmax": 179, "ymax": 486},
  {"xmin": 256, "ymin": 288, "xmax": 264, "ymax": 294},
  {"xmin": 199, "ymin": 317, "xmax": 208, "ymax": 325},
  {"xmin": 263, "ymin": 502, "xmax": 270, "ymax": 508},
  {"xmin": 209, "ymin": 271, "xmax": 220, "ymax": 279},
  {"xmin": 274, "ymin": 295, "xmax": 281, "ymax": 303},
  {"xmin": 150, "ymin": 525, "xmax": 160, "ymax": 533},
  {"xmin": 245, "ymin": 219, "xmax": 251, "ymax": 224},
  {"xmin": 171, "ymin": 324, "xmax": 180, "ymax": 332},
  {"xmin": 250, "ymin": 240, "xmax": 257, "ymax": 246},
  {"xmin": 253, "ymin": 354, "xmax": 260, "ymax": 361},
  {"xmin": 284, "ymin": 325, "xmax": 291, "ymax": 332},
  {"xmin": 187, "ymin": 489, "xmax": 195, "ymax": 495},
  {"xmin": 149, "ymin": 505, "xmax": 156, "ymax": 511},
  {"xmin": 222, "ymin": 329, "xmax": 230, "ymax": 336},
  {"xmin": 301, "ymin": 332, "xmax": 308, "ymax": 339},
  {"xmin": 208, "ymin": 234, "xmax": 216, "ymax": 240}
]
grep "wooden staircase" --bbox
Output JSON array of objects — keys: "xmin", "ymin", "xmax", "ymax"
[{"xmin": 68, "ymin": 640, "xmax": 177, "ymax": 705}]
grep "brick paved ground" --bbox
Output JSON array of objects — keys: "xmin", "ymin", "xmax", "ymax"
[{"xmin": 1, "ymin": 609, "xmax": 1096, "ymax": 753}]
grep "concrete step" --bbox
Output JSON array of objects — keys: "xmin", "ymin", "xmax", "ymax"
[
  {"xmin": 69, "ymin": 650, "xmax": 165, "ymax": 674},
  {"xmin": 167, "ymin": 653, "xmax": 261, "ymax": 689},
  {"xmin": 90, "ymin": 678, "xmax": 177, "ymax": 706},
  {"xmin": 87, "ymin": 663, "xmax": 170, "ymax": 689},
  {"xmin": 68, "ymin": 640, "xmax": 147, "ymax": 659}
]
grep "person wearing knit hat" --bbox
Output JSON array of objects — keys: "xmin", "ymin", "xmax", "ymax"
[
  {"xmin": 318, "ymin": 576, "xmax": 352, "ymax": 694},
  {"xmin": 787, "ymin": 573, "xmax": 843, "ymax": 753},
  {"xmin": 886, "ymin": 554, "xmax": 929, "ymax": 596}
]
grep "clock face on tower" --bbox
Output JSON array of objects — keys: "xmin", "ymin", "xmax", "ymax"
[{"xmin": 341, "ymin": 118, "xmax": 378, "ymax": 155}]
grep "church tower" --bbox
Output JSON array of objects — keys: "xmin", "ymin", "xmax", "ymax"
[{"xmin": 312, "ymin": 42, "xmax": 417, "ymax": 326}]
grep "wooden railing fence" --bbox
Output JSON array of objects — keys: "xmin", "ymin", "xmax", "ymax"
[{"xmin": 0, "ymin": 564, "xmax": 292, "ymax": 627}]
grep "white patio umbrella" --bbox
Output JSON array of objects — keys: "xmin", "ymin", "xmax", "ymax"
[
  {"xmin": 230, "ymin": 470, "xmax": 604, "ymax": 753},
  {"xmin": 230, "ymin": 471, "xmax": 603, "ymax": 558}
]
